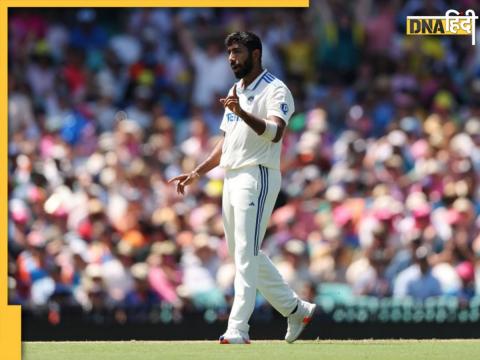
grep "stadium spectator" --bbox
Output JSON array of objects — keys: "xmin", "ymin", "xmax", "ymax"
[{"xmin": 393, "ymin": 246, "xmax": 442, "ymax": 300}]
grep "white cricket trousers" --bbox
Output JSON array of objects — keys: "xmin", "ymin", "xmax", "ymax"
[{"xmin": 222, "ymin": 164, "xmax": 298, "ymax": 333}]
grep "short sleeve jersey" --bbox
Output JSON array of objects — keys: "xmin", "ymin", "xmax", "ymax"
[{"xmin": 219, "ymin": 69, "xmax": 295, "ymax": 170}]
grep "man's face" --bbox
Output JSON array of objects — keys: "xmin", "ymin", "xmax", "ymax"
[{"xmin": 227, "ymin": 43, "xmax": 254, "ymax": 79}]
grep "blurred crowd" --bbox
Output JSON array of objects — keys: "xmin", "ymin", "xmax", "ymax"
[{"xmin": 8, "ymin": 0, "xmax": 480, "ymax": 324}]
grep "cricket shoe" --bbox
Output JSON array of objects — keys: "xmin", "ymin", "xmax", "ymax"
[
  {"xmin": 285, "ymin": 300, "xmax": 317, "ymax": 343},
  {"xmin": 219, "ymin": 329, "xmax": 251, "ymax": 344}
]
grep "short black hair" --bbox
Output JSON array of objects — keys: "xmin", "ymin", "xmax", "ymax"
[{"xmin": 225, "ymin": 31, "xmax": 262, "ymax": 62}]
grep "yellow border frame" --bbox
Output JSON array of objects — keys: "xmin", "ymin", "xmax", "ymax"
[
  {"xmin": 2, "ymin": 1, "xmax": 308, "ymax": 359},
  {"xmin": 4, "ymin": 0, "xmax": 309, "ymax": 8},
  {"xmin": 1, "ymin": 3, "xmax": 21, "ymax": 359}
]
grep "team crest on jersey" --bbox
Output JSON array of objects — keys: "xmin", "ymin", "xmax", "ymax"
[
  {"xmin": 247, "ymin": 96, "xmax": 255, "ymax": 104},
  {"xmin": 281, "ymin": 103, "xmax": 289, "ymax": 115}
]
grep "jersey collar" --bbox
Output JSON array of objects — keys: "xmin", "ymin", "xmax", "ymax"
[{"xmin": 241, "ymin": 68, "xmax": 268, "ymax": 92}]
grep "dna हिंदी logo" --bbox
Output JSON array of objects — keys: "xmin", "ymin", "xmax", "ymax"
[{"xmin": 406, "ymin": 9, "xmax": 478, "ymax": 45}]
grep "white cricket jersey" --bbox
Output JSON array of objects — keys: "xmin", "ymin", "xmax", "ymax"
[{"xmin": 219, "ymin": 69, "xmax": 295, "ymax": 170}]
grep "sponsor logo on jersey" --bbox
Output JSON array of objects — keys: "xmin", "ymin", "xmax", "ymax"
[{"xmin": 227, "ymin": 113, "xmax": 240, "ymax": 122}]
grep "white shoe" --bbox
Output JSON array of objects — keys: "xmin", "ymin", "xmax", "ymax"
[
  {"xmin": 219, "ymin": 329, "xmax": 251, "ymax": 344},
  {"xmin": 285, "ymin": 300, "xmax": 316, "ymax": 343}
]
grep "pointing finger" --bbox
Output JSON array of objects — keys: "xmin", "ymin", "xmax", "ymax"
[
  {"xmin": 232, "ymin": 84, "xmax": 237, "ymax": 98},
  {"xmin": 225, "ymin": 98, "xmax": 238, "ymax": 108}
]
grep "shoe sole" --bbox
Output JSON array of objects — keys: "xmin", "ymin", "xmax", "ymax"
[
  {"xmin": 219, "ymin": 336, "xmax": 251, "ymax": 344},
  {"xmin": 285, "ymin": 303, "xmax": 317, "ymax": 344}
]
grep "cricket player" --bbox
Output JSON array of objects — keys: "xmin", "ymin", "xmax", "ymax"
[{"xmin": 169, "ymin": 31, "xmax": 316, "ymax": 344}]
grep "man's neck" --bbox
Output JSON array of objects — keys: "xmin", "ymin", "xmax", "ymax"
[{"xmin": 242, "ymin": 67, "xmax": 264, "ymax": 88}]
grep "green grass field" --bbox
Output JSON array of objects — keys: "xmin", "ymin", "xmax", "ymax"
[{"xmin": 23, "ymin": 340, "xmax": 480, "ymax": 360}]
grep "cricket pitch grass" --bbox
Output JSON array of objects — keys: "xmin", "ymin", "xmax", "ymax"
[{"xmin": 23, "ymin": 339, "xmax": 480, "ymax": 360}]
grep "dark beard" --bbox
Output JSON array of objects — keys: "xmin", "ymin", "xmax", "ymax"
[{"xmin": 233, "ymin": 53, "xmax": 254, "ymax": 79}]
